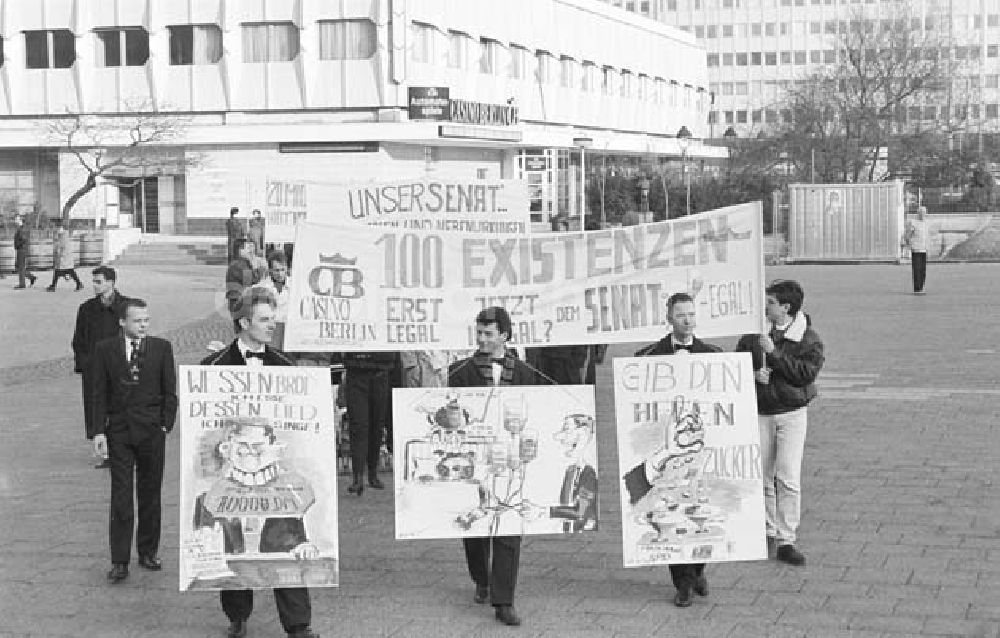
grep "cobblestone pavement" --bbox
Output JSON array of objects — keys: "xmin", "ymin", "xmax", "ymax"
[{"xmin": 1, "ymin": 263, "xmax": 999, "ymax": 637}]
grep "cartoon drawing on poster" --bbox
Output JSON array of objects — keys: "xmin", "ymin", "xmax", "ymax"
[
  {"xmin": 614, "ymin": 353, "xmax": 766, "ymax": 567},
  {"xmin": 393, "ymin": 386, "xmax": 598, "ymax": 539},
  {"xmin": 178, "ymin": 366, "xmax": 339, "ymax": 591}
]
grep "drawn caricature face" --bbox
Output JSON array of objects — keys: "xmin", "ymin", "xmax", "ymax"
[
  {"xmin": 436, "ymin": 452, "xmax": 476, "ymax": 481},
  {"xmin": 554, "ymin": 415, "xmax": 595, "ymax": 461},
  {"xmin": 219, "ymin": 423, "xmax": 285, "ymax": 477}
]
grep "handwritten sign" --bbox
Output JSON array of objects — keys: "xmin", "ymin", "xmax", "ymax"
[{"xmin": 284, "ymin": 202, "xmax": 765, "ymax": 351}]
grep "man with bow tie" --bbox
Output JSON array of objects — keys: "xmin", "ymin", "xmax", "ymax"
[
  {"xmin": 89, "ymin": 298, "xmax": 177, "ymax": 584},
  {"xmin": 632, "ymin": 292, "xmax": 720, "ymax": 608},
  {"xmin": 201, "ymin": 287, "xmax": 319, "ymax": 638},
  {"xmin": 448, "ymin": 306, "xmax": 545, "ymax": 627}
]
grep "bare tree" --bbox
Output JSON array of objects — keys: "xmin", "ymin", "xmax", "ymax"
[{"xmin": 43, "ymin": 103, "xmax": 199, "ymax": 220}]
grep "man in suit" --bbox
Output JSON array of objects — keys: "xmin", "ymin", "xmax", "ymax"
[
  {"xmin": 12, "ymin": 214, "xmax": 36, "ymax": 289},
  {"xmin": 89, "ymin": 298, "xmax": 177, "ymax": 583},
  {"xmin": 631, "ymin": 292, "xmax": 720, "ymax": 608},
  {"xmin": 201, "ymin": 287, "xmax": 319, "ymax": 638},
  {"xmin": 73, "ymin": 266, "xmax": 130, "ymax": 465},
  {"xmin": 547, "ymin": 414, "xmax": 598, "ymax": 532},
  {"xmin": 449, "ymin": 306, "xmax": 544, "ymax": 627}
]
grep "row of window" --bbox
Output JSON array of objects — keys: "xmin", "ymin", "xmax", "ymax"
[
  {"xmin": 706, "ymin": 44, "xmax": 998, "ymax": 69},
  {"xmin": 688, "ymin": 15, "xmax": 1000, "ymax": 40},
  {"xmin": 0, "ymin": 20, "xmax": 377, "ymax": 69},
  {"xmin": 709, "ymin": 103, "xmax": 1000, "ymax": 126},
  {"xmin": 409, "ymin": 22, "xmax": 708, "ymax": 109},
  {"xmin": 712, "ymin": 75, "xmax": 999, "ymax": 99},
  {"xmin": 664, "ymin": 0, "xmax": 937, "ymax": 11}
]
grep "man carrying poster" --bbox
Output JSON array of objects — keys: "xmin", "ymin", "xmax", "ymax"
[
  {"xmin": 632, "ymin": 292, "xmax": 720, "ymax": 607},
  {"xmin": 448, "ymin": 306, "xmax": 544, "ymax": 627},
  {"xmin": 200, "ymin": 287, "xmax": 320, "ymax": 638}
]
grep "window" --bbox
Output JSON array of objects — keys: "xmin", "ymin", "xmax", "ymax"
[
  {"xmin": 752, "ymin": 23, "xmax": 762, "ymax": 36},
  {"xmin": 24, "ymin": 29, "xmax": 76, "ymax": 69},
  {"xmin": 708, "ymin": 111, "xmax": 718, "ymax": 124},
  {"xmin": 0, "ymin": 171, "xmax": 35, "ymax": 216},
  {"xmin": 736, "ymin": 110, "xmax": 747, "ymax": 123},
  {"xmin": 95, "ymin": 27, "xmax": 149, "ymax": 67},
  {"xmin": 560, "ymin": 56, "xmax": 576, "ymax": 88},
  {"xmin": 707, "ymin": 53, "xmax": 719, "ymax": 67},
  {"xmin": 509, "ymin": 45, "xmax": 528, "ymax": 79},
  {"xmin": 168, "ymin": 25, "xmax": 223, "ymax": 65},
  {"xmin": 780, "ymin": 23, "xmax": 789, "ymax": 36},
  {"xmin": 0, "ymin": 36, "xmax": 3, "ymax": 67},
  {"xmin": 448, "ymin": 31, "xmax": 468, "ymax": 69},
  {"xmin": 990, "ymin": 14, "xmax": 1000, "ymax": 28},
  {"xmin": 721, "ymin": 82, "xmax": 734, "ymax": 95},
  {"xmin": 780, "ymin": 51, "xmax": 791, "ymax": 64},
  {"xmin": 667, "ymin": 0, "xmax": 678, "ymax": 9},
  {"xmin": 810, "ymin": 22, "xmax": 821, "ymax": 34},
  {"xmin": 707, "ymin": 25, "xmax": 718, "ymax": 38},
  {"xmin": 602, "ymin": 66, "xmax": 616, "ymax": 95},
  {"xmin": 810, "ymin": 50, "xmax": 821, "ymax": 63},
  {"xmin": 765, "ymin": 52, "xmax": 777, "ymax": 65},
  {"xmin": 242, "ymin": 22, "xmax": 300, "ymax": 62},
  {"xmin": 751, "ymin": 51, "xmax": 762, "ymax": 65},
  {"xmin": 735, "ymin": 81, "xmax": 748, "ymax": 95},
  {"xmin": 765, "ymin": 109, "xmax": 778, "ymax": 123},
  {"xmin": 724, "ymin": 111, "xmax": 734, "ymax": 124},
  {"xmin": 987, "ymin": 75, "xmax": 999, "ymax": 89},
  {"xmin": 479, "ymin": 39, "xmax": 502, "ymax": 74},
  {"xmin": 318, "ymin": 19, "xmax": 375, "ymax": 60},
  {"xmin": 535, "ymin": 50, "xmax": 553, "ymax": 83},
  {"xmin": 794, "ymin": 51, "xmax": 806, "ymax": 65},
  {"xmin": 987, "ymin": 104, "xmax": 998, "ymax": 118},
  {"xmin": 824, "ymin": 49, "xmax": 835, "ymax": 63},
  {"xmin": 752, "ymin": 109, "xmax": 762, "ymax": 123},
  {"xmin": 722, "ymin": 25, "xmax": 733, "ymax": 37},
  {"xmin": 990, "ymin": 45, "xmax": 999, "ymax": 58},
  {"xmin": 735, "ymin": 53, "xmax": 747, "ymax": 66},
  {"xmin": 621, "ymin": 70, "xmax": 633, "ymax": 98},
  {"xmin": 695, "ymin": 26, "xmax": 705, "ymax": 38},
  {"xmin": 581, "ymin": 62, "xmax": 597, "ymax": 92},
  {"xmin": 765, "ymin": 22, "xmax": 776, "ymax": 36},
  {"xmin": 723, "ymin": 53, "xmax": 733, "ymax": 65}
]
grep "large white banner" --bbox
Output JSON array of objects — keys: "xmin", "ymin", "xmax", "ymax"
[
  {"xmin": 393, "ymin": 385, "xmax": 598, "ymax": 539},
  {"xmin": 284, "ymin": 202, "xmax": 765, "ymax": 352},
  {"xmin": 264, "ymin": 177, "xmax": 531, "ymax": 243},
  {"xmin": 614, "ymin": 352, "xmax": 766, "ymax": 567},
  {"xmin": 178, "ymin": 366, "xmax": 339, "ymax": 591}
]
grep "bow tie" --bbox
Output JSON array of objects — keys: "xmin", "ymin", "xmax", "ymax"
[
  {"xmin": 674, "ymin": 344, "xmax": 691, "ymax": 351},
  {"xmin": 491, "ymin": 357, "xmax": 506, "ymax": 365},
  {"xmin": 245, "ymin": 351, "xmax": 266, "ymax": 360}
]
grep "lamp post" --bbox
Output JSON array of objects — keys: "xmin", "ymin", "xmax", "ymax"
[
  {"xmin": 677, "ymin": 126, "xmax": 692, "ymax": 216},
  {"xmin": 573, "ymin": 136, "xmax": 593, "ymax": 228},
  {"xmin": 638, "ymin": 175, "xmax": 651, "ymax": 222}
]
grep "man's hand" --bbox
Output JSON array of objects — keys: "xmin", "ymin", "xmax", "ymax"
[
  {"xmin": 759, "ymin": 334, "xmax": 776, "ymax": 354},
  {"xmin": 754, "ymin": 367, "xmax": 771, "ymax": 384},
  {"xmin": 291, "ymin": 542, "xmax": 319, "ymax": 560},
  {"xmin": 93, "ymin": 434, "xmax": 109, "ymax": 459}
]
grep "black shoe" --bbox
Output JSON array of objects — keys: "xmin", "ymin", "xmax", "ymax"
[
  {"xmin": 495, "ymin": 605, "xmax": 521, "ymax": 626},
  {"xmin": 347, "ymin": 476, "xmax": 364, "ymax": 496},
  {"xmin": 287, "ymin": 628, "xmax": 319, "ymax": 638},
  {"xmin": 138, "ymin": 554, "xmax": 162, "ymax": 571},
  {"xmin": 474, "ymin": 584, "xmax": 489, "ymax": 604},
  {"xmin": 107, "ymin": 563, "xmax": 128, "ymax": 583},
  {"xmin": 673, "ymin": 587, "xmax": 693, "ymax": 607},
  {"xmin": 227, "ymin": 620, "xmax": 247, "ymax": 638},
  {"xmin": 95, "ymin": 458, "xmax": 111, "ymax": 469},
  {"xmin": 776, "ymin": 544, "xmax": 806, "ymax": 566},
  {"xmin": 368, "ymin": 476, "xmax": 385, "ymax": 489},
  {"xmin": 693, "ymin": 575, "xmax": 709, "ymax": 597},
  {"xmin": 45, "ymin": 286, "xmax": 56, "ymax": 292}
]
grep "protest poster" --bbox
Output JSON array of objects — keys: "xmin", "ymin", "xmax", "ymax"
[
  {"xmin": 284, "ymin": 202, "xmax": 765, "ymax": 352},
  {"xmin": 393, "ymin": 385, "xmax": 598, "ymax": 540},
  {"xmin": 613, "ymin": 352, "xmax": 766, "ymax": 567},
  {"xmin": 178, "ymin": 365, "xmax": 339, "ymax": 591},
  {"xmin": 263, "ymin": 176, "xmax": 531, "ymax": 243}
]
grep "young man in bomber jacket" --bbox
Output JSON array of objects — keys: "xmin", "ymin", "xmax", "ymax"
[{"xmin": 737, "ymin": 280, "xmax": 824, "ymax": 566}]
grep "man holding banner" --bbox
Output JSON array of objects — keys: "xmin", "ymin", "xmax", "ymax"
[
  {"xmin": 448, "ymin": 307, "xmax": 545, "ymax": 627},
  {"xmin": 201, "ymin": 287, "xmax": 319, "ymax": 638},
  {"xmin": 632, "ymin": 292, "xmax": 720, "ymax": 607}
]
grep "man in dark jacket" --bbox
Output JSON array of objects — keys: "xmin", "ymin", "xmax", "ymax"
[
  {"xmin": 89, "ymin": 298, "xmax": 177, "ymax": 584},
  {"xmin": 736, "ymin": 280, "xmax": 824, "ymax": 566},
  {"xmin": 12, "ymin": 214, "xmax": 36, "ymax": 289},
  {"xmin": 634, "ymin": 292, "xmax": 720, "ymax": 607},
  {"xmin": 449, "ymin": 306, "xmax": 544, "ymax": 627},
  {"xmin": 73, "ymin": 266, "xmax": 130, "ymax": 454},
  {"xmin": 201, "ymin": 287, "xmax": 319, "ymax": 638},
  {"xmin": 226, "ymin": 238, "xmax": 264, "ymax": 332},
  {"xmin": 342, "ymin": 350, "xmax": 398, "ymax": 495}
]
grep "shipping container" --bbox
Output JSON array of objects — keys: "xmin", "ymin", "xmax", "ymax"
[{"xmin": 787, "ymin": 181, "xmax": 905, "ymax": 262}]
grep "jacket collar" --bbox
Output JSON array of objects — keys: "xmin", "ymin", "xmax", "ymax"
[{"xmin": 776, "ymin": 311, "xmax": 808, "ymax": 343}]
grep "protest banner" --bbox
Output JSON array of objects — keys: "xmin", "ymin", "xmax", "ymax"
[
  {"xmin": 263, "ymin": 177, "xmax": 531, "ymax": 243},
  {"xmin": 284, "ymin": 202, "xmax": 765, "ymax": 352},
  {"xmin": 393, "ymin": 385, "xmax": 598, "ymax": 539},
  {"xmin": 613, "ymin": 352, "xmax": 766, "ymax": 567},
  {"xmin": 178, "ymin": 365, "xmax": 339, "ymax": 591}
]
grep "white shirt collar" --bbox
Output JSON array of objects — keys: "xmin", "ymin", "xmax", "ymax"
[{"xmin": 670, "ymin": 334, "xmax": 695, "ymax": 348}]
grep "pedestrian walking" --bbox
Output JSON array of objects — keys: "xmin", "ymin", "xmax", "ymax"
[
  {"xmin": 632, "ymin": 292, "xmax": 719, "ymax": 607},
  {"xmin": 46, "ymin": 219, "xmax": 83, "ymax": 291},
  {"xmin": 72, "ymin": 266, "xmax": 131, "ymax": 464},
  {"xmin": 12, "ymin": 214, "xmax": 37, "ymax": 289},
  {"xmin": 248, "ymin": 208, "xmax": 266, "ymax": 254},
  {"xmin": 89, "ymin": 298, "xmax": 177, "ymax": 583},
  {"xmin": 342, "ymin": 351, "xmax": 398, "ymax": 495},
  {"xmin": 226, "ymin": 238, "xmax": 265, "ymax": 332},
  {"xmin": 903, "ymin": 205, "xmax": 929, "ymax": 294},
  {"xmin": 736, "ymin": 280, "xmax": 824, "ymax": 566},
  {"xmin": 201, "ymin": 287, "xmax": 319, "ymax": 638},
  {"xmin": 448, "ymin": 306, "xmax": 546, "ymax": 627},
  {"xmin": 226, "ymin": 206, "xmax": 246, "ymax": 260}
]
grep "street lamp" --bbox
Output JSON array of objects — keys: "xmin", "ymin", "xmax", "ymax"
[
  {"xmin": 677, "ymin": 126, "xmax": 692, "ymax": 216},
  {"xmin": 807, "ymin": 123, "xmax": 819, "ymax": 183},
  {"xmin": 573, "ymin": 136, "xmax": 593, "ymax": 228},
  {"xmin": 638, "ymin": 175, "xmax": 651, "ymax": 222}
]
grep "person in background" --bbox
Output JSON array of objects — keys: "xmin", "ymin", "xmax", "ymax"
[
  {"xmin": 902, "ymin": 205, "xmax": 929, "ymax": 295},
  {"xmin": 342, "ymin": 351, "xmax": 398, "ymax": 495},
  {"xmin": 13, "ymin": 214, "xmax": 37, "ymax": 289},
  {"xmin": 736, "ymin": 280, "xmax": 824, "ymax": 567},
  {"xmin": 72, "ymin": 265, "xmax": 131, "ymax": 465},
  {"xmin": 248, "ymin": 208, "xmax": 266, "ymax": 255},
  {"xmin": 226, "ymin": 238, "xmax": 265, "ymax": 333},
  {"xmin": 226, "ymin": 207, "xmax": 246, "ymax": 260},
  {"xmin": 47, "ymin": 219, "xmax": 83, "ymax": 291},
  {"xmin": 257, "ymin": 250, "xmax": 292, "ymax": 348}
]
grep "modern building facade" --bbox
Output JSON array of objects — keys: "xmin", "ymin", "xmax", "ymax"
[
  {"xmin": 602, "ymin": 0, "xmax": 999, "ymax": 140},
  {"xmin": 0, "ymin": 0, "xmax": 721, "ymax": 234}
]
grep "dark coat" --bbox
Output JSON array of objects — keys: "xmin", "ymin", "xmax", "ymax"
[
  {"xmin": 225, "ymin": 257, "xmax": 263, "ymax": 313},
  {"xmin": 72, "ymin": 291, "xmax": 130, "ymax": 373},
  {"xmin": 89, "ymin": 335, "xmax": 178, "ymax": 440},
  {"xmin": 527, "ymin": 346, "xmax": 589, "ymax": 385},
  {"xmin": 201, "ymin": 339, "xmax": 297, "ymax": 368},
  {"xmin": 635, "ymin": 334, "xmax": 722, "ymax": 357},
  {"xmin": 736, "ymin": 314, "xmax": 824, "ymax": 415},
  {"xmin": 448, "ymin": 353, "xmax": 544, "ymax": 388},
  {"xmin": 13, "ymin": 225, "xmax": 29, "ymax": 252}
]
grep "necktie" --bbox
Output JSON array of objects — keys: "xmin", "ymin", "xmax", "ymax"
[
  {"xmin": 128, "ymin": 339, "xmax": 142, "ymax": 381},
  {"xmin": 245, "ymin": 351, "xmax": 266, "ymax": 361}
]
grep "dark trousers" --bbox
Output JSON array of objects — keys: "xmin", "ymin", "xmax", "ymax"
[
  {"xmin": 220, "ymin": 588, "xmax": 311, "ymax": 634},
  {"xmin": 49, "ymin": 268, "xmax": 82, "ymax": 289},
  {"xmin": 463, "ymin": 535, "xmax": 521, "ymax": 606},
  {"xmin": 669, "ymin": 563, "xmax": 706, "ymax": 592},
  {"xmin": 80, "ymin": 372, "xmax": 94, "ymax": 438},
  {"xmin": 911, "ymin": 251, "xmax": 927, "ymax": 292},
  {"xmin": 15, "ymin": 250, "xmax": 34, "ymax": 287},
  {"xmin": 345, "ymin": 369, "xmax": 389, "ymax": 477},
  {"xmin": 107, "ymin": 429, "xmax": 165, "ymax": 563}
]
